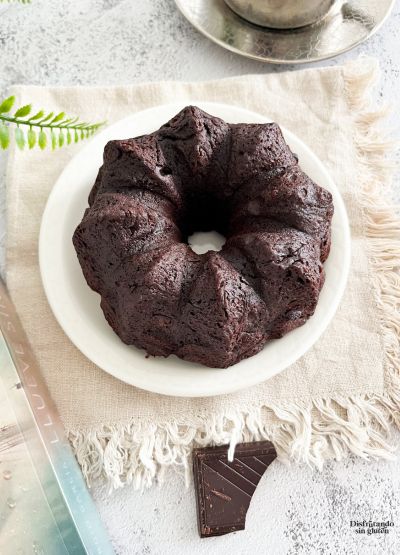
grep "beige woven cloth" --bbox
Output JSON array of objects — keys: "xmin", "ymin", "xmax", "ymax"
[{"xmin": 6, "ymin": 58, "xmax": 400, "ymax": 489}]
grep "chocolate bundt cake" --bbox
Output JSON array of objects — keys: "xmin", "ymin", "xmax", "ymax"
[{"xmin": 73, "ymin": 106, "xmax": 334, "ymax": 368}]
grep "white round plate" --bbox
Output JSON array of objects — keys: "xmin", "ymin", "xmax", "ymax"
[{"xmin": 39, "ymin": 102, "xmax": 350, "ymax": 397}]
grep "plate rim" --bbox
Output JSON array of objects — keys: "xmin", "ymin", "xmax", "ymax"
[
  {"xmin": 174, "ymin": 0, "xmax": 395, "ymax": 65},
  {"xmin": 39, "ymin": 101, "xmax": 351, "ymax": 397}
]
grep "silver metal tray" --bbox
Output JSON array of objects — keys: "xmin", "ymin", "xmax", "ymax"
[{"xmin": 175, "ymin": 0, "xmax": 395, "ymax": 64}]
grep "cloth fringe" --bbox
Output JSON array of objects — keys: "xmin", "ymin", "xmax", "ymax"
[{"xmin": 69, "ymin": 59, "xmax": 400, "ymax": 490}]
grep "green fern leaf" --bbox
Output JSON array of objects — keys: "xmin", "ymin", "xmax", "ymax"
[
  {"xmin": 15, "ymin": 127, "xmax": 25, "ymax": 150},
  {"xmin": 39, "ymin": 112, "xmax": 54, "ymax": 124},
  {"xmin": 0, "ymin": 96, "xmax": 15, "ymax": 114},
  {"xmin": 38, "ymin": 130, "xmax": 47, "ymax": 150},
  {"xmin": 66, "ymin": 116, "xmax": 79, "ymax": 127},
  {"xmin": 0, "ymin": 124, "xmax": 10, "ymax": 149},
  {"xmin": 50, "ymin": 112, "xmax": 66, "ymax": 124},
  {"xmin": 51, "ymin": 129, "xmax": 57, "ymax": 150},
  {"xmin": 14, "ymin": 104, "xmax": 32, "ymax": 118},
  {"xmin": 29, "ymin": 110, "xmax": 45, "ymax": 121},
  {"xmin": 27, "ymin": 128, "xmax": 36, "ymax": 149},
  {"xmin": 0, "ymin": 95, "xmax": 105, "ymax": 150},
  {"xmin": 58, "ymin": 130, "xmax": 65, "ymax": 147}
]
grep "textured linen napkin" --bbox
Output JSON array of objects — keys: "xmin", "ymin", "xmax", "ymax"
[{"xmin": 6, "ymin": 58, "xmax": 400, "ymax": 489}]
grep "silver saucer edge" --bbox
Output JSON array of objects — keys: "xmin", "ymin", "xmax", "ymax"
[{"xmin": 175, "ymin": 0, "xmax": 395, "ymax": 64}]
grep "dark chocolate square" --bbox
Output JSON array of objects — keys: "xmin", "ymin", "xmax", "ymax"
[{"xmin": 193, "ymin": 441, "xmax": 277, "ymax": 538}]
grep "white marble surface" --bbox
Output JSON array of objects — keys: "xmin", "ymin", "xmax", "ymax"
[{"xmin": 0, "ymin": 1, "xmax": 399, "ymax": 554}]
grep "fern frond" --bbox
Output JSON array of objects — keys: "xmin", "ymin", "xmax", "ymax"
[
  {"xmin": 0, "ymin": 95, "xmax": 106, "ymax": 150},
  {"xmin": 0, "ymin": 1, "xmax": 31, "ymax": 4}
]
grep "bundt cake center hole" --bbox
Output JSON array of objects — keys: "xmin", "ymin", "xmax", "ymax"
[
  {"xmin": 183, "ymin": 194, "xmax": 229, "ymax": 254},
  {"xmin": 188, "ymin": 231, "xmax": 226, "ymax": 255}
]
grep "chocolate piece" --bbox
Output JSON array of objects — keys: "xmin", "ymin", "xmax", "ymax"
[{"xmin": 193, "ymin": 441, "xmax": 277, "ymax": 538}]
